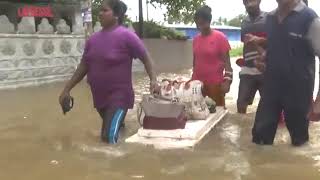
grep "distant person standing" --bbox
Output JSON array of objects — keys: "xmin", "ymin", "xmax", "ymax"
[
  {"xmin": 237, "ymin": 0, "xmax": 267, "ymax": 114},
  {"xmin": 192, "ymin": 5, "xmax": 233, "ymax": 108},
  {"xmin": 239, "ymin": 0, "xmax": 286, "ymax": 125}
]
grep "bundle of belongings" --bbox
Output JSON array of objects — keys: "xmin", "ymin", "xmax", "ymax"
[{"xmin": 137, "ymin": 78, "xmax": 216, "ymax": 130}]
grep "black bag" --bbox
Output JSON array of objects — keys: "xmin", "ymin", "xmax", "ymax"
[{"xmin": 61, "ymin": 96, "xmax": 74, "ymax": 115}]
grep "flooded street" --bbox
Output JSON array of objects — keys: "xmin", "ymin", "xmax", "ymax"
[{"xmin": 1, "ymin": 64, "xmax": 320, "ymax": 180}]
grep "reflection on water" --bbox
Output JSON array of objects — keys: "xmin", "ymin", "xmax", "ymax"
[{"xmin": 0, "ymin": 68, "xmax": 320, "ymax": 180}]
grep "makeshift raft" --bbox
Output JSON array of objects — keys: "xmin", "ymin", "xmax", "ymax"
[{"xmin": 125, "ymin": 107, "xmax": 228, "ymax": 149}]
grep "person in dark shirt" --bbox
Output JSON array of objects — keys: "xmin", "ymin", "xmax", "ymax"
[{"xmin": 249, "ymin": 0, "xmax": 320, "ymax": 146}]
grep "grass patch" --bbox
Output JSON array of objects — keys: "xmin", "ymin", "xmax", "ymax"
[{"xmin": 230, "ymin": 45, "xmax": 243, "ymax": 57}]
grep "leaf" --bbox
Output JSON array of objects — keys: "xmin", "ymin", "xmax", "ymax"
[{"xmin": 92, "ymin": 0, "xmax": 205, "ymax": 24}]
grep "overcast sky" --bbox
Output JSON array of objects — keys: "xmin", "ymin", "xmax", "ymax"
[{"xmin": 122, "ymin": 0, "xmax": 320, "ymax": 23}]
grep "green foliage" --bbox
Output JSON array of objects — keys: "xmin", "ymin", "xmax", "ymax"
[
  {"xmin": 8, "ymin": 0, "xmax": 79, "ymax": 4},
  {"xmin": 91, "ymin": 0, "xmax": 206, "ymax": 24},
  {"xmin": 227, "ymin": 14, "xmax": 246, "ymax": 27},
  {"xmin": 230, "ymin": 45, "xmax": 243, "ymax": 57},
  {"xmin": 52, "ymin": 0, "xmax": 78, "ymax": 3},
  {"xmin": 132, "ymin": 21, "xmax": 187, "ymax": 40},
  {"xmin": 92, "ymin": 0, "xmax": 102, "ymax": 25},
  {"xmin": 212, "ymin": 17, "xmax": 228, "ymax": 25},
  {"xmin": 149, "ymin": 0, "xmax": 205, "ymax": 24},
  {"xmin": 212, "ymin": 14, "xmax": 246, "ymax": 27}
]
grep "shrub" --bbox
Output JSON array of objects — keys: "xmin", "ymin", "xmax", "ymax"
[{"xmin": 132, "ymin": 21, "xmax": 188, "ymax": 40}]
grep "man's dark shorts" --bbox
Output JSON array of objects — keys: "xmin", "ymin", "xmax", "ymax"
[{"xmin": 237, "ymin": 74, "xmax": 264, "ymax": 107}]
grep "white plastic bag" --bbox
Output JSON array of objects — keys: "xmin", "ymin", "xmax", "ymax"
[{"xmin": 159, "ymin": 79, "xmax": 210, "ymax": 120}]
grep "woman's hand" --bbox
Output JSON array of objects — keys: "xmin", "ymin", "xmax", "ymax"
[
  {"xmin": 58, "ymin": 59, "xmax": 87, "ymax": 110},
  {"xmin": 59, "ymin": 90, "xmax": 71, "ymax": 107},
  {"xmin": 150, "ymin": 80, "xmax": 160, "ymax": 94}
]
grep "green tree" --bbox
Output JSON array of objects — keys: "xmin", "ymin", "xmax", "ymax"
[
  {"xmin": 212, "ymin": 16, "xmax": 227, "ymax": 25},
  {"xmin": 227, "ymin": 14, "xmax": 246, "ymax": 27},
  {"xmin": 149, "ymin": 0, "xmax": 205, "ymax": 24},
  {"xmin": 91, "ymin": 0, "xmax": 205, "ymax": 24},
  {"xmin": 92, "ymin": 0, "xmax": 102, "ymax": 25}
]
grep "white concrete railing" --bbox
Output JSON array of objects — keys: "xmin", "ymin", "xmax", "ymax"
[
  {"xmin": 0, "ymin": 14, "xmax": 84, "ymax": 35},
  {"xmin": 0, "ymin": 33, "xmax": 85, "ymax": 89}
]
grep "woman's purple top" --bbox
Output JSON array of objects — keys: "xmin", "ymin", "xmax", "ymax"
[{"xmin": 83, "ymin": 26, "xmax": 147, "ymax": 109}]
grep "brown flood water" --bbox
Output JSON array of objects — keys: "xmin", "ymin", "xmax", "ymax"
[{"xmin": 1, "ymin": 67, "xmax": 320, "ymax": 180}]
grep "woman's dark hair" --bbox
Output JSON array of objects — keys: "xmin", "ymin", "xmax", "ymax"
[
  {"xmin": 194, "ymin": 5, "xmax": 212, "ymax": 23},
  {"xmin": 103, "ymin": 0, "xmax": 127, "ymax": 24}
]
